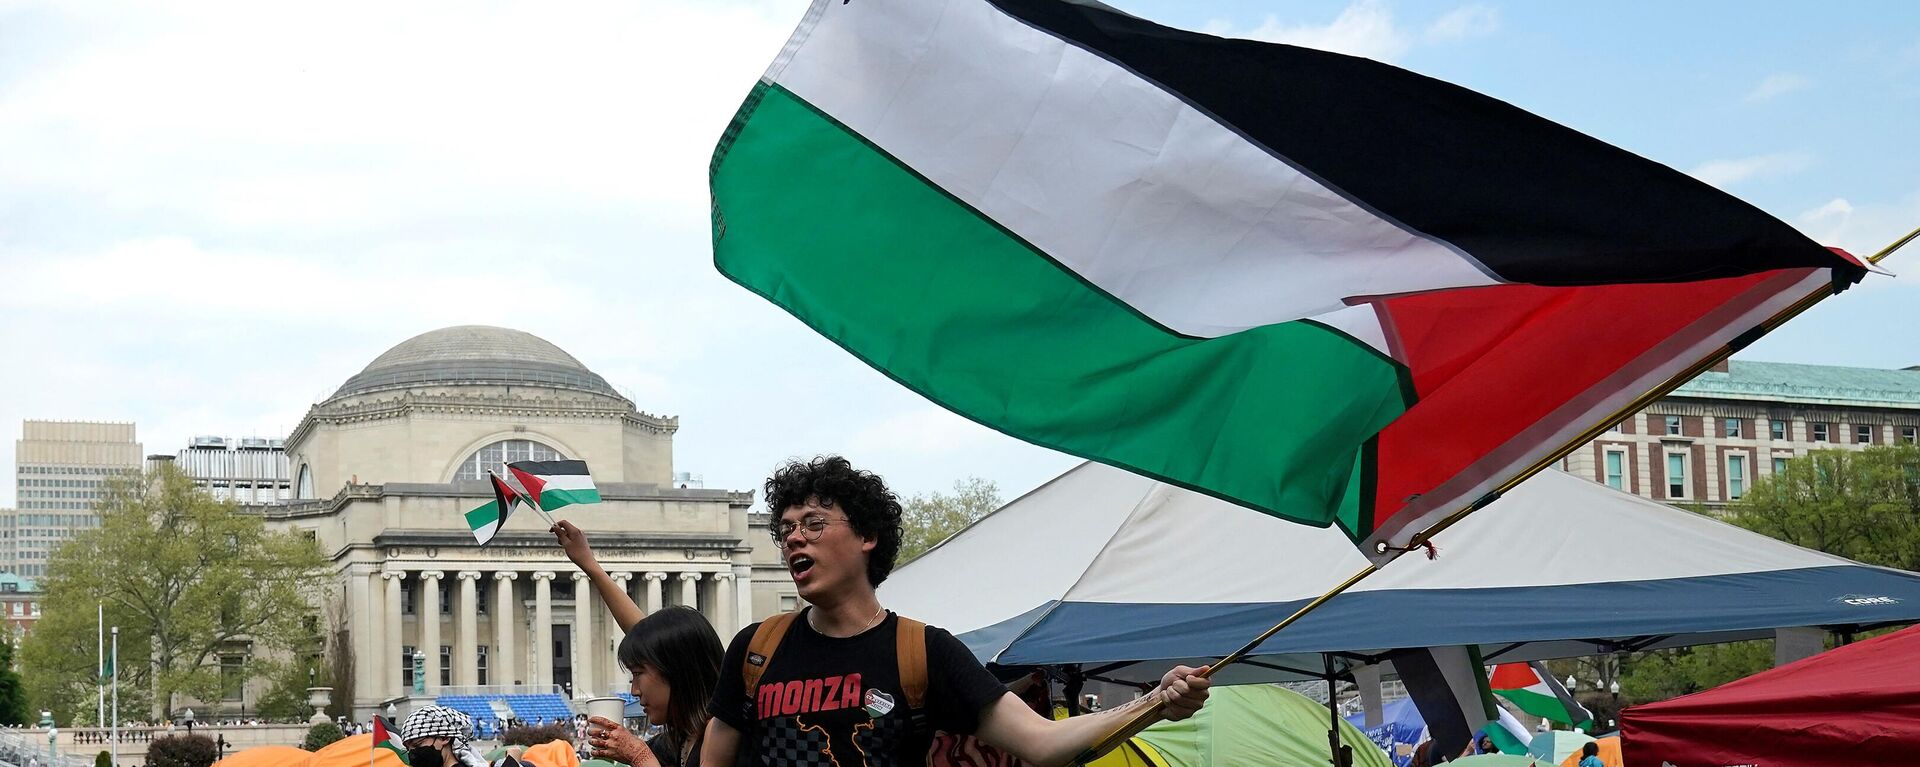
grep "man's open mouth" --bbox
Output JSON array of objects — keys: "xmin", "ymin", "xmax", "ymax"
[{"xmin": 788, "ymin": 554, "xmax": 815, "ymax": 577}]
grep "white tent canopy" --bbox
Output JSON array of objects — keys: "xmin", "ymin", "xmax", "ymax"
[{"xmin": 881, "ymin": 463, "xmax": 1920, "ymax": 685}]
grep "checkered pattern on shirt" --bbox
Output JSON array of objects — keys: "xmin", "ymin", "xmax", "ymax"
[{"xmin": 756, "ymin": 716, "xmax": 840, "ymax": 767}]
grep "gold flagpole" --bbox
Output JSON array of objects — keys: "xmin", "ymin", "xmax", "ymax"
[{"xmin": 1075, "ymin": 228, "xmax": 1916, "ymax": 764}]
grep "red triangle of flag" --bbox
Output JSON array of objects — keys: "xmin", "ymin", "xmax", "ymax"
[{"xmin": 508, "ymin": 465, "xmax": 546, "ymax": 509}]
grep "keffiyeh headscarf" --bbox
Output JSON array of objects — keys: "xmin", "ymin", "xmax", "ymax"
[{"xmin": 402, "ymin": 705, "xmax": 489, "ymax": 767}]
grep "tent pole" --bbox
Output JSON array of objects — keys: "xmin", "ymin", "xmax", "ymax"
[
  {"xmin": 1326, "ymin": 654, "xmax": 1351, "ymax": 767},
  {"xmin": 1074, "ymin": 226, "xmax": 1915, "ymax": 764}
]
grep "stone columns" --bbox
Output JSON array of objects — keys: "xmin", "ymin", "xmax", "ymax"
[
  {"xmin": 712, "ymin": 572, "xmax": 735, "ymax": 639},
  {"xmin": 733, "ymin": 565, "xmax": 753, "ymax": 631},
  {"xmin": 382, "ymin": 570, "xmax": 406, "ymax": 697},
  {"xmin": 678, "ymin": 571, "xmax": 701, "ymax": 611},
  {"xmin": 532, "ymin": 571, "xmax": 556, "ymax": 688},
  {"xmin": 493, "ymin": 572, "xmax": 519, "ymax": 686},
  {"xmin": 456, "ymin": 571, "xmax": 481, "ymax": 686},
  {"xmin": 350, "ymin": 569, "xmax": 374, "ymax": 702},
  {"xmin": 572, "ymin": 572, "xmax": 597, "ymax": 697},
  {"xmin": 643, "ymin": 572, "xmax": 666, "ymax": 615},
  {"xmin": 418, "ymin": 571, "xmax": 444, "ymax": 693}
]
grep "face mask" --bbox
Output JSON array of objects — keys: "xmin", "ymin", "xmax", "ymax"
[{"xmin": 407, "ymin": 745, "xmax": 445, "ymax": 767}]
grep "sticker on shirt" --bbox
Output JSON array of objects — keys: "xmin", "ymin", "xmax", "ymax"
[{"xmin": 863, "ymin": 689, "xmax": 896, "ymax": 718}]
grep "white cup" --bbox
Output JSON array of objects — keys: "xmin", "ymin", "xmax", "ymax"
[{"xmin": 585, "ymin": 696, "xmax": 625, "ymax": 725}]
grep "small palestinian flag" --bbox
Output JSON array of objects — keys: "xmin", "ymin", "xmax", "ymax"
[
  {"xmin": 464, "ymin": 471, "xmax": 528, "ymax": 545},
  {"xmin": 1491, "ymin": 661, "xmax": 1594, "ymax": 730},
  {"xmin": 507, "ymin": 460, "xmax": 601, "ymax": 512},
  {"xmin": 373, "ymin": 715, "xmax": 410, "ymax": 765}
]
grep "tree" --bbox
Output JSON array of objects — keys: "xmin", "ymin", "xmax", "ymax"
[
  {"xmin": 898, "ymin": 478, "xmax": 1003, "ymax": 562},
  {"xmin": 302, "ymin": 721, "xmax": 345, "ymax": 751},
  {"xmin": 0, "ymin": 639, "xmax": 28, "ymax": 725},
  {"xmin": 147, "ymin": 734, "xmax": 218, "ymax": 767},
  {"xmin": 1621, "ymin": 446, "xmax": 1920, "ymax": 700},
  {"xmin": 20, "ymin": 464, "xmax": 329, "ymax": 723}
]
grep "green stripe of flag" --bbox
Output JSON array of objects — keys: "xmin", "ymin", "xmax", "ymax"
[
  {"xmin": 713, "ymin": 83, "xmax": 1409, "ymax": 534},
  {"xmin": 540, "ymin": 488, "xmax": 600, "ymax": 511},
  {"xmin": 464, "ymin": 501, "xmax": 504, "ymax": 531}
]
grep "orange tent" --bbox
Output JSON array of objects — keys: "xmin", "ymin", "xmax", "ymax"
[
  {"xmin": 310, "ymin": 733, "xmax": 407, "ymax": 767},
  {"xmin": 1558, "ymin": 735, "xmax": 1622, "ymax": 767},
  {"xmin": 212, "ymin": 745, "xmax": 314, "ymax": 767}
]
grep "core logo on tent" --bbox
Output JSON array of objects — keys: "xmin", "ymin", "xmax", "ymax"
[{"xmin": 1833, "ymin": 594, "xmax": 1901, "ymax": 606}]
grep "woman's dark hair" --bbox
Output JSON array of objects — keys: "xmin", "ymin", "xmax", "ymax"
[
  {"xmin": 617, "ymin": 606, "xmax": 723, "ymax": 751},
  {"xmin": 764, "ymin": 455, "xmax": 904, "ymax": 587},
  {"xmin": 1583, "ymin": 741, "xmax": 1600, "ymax": 757}
]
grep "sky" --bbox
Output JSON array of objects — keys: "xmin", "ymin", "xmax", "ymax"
[{"xmin": 2, "ymin": 0, "xmax": 1918, "ymax": 509}]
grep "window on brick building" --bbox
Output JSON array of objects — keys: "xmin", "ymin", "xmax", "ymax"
[
  {"xmin": 1665, "ymin": 416, "xmax": 1683, "ymax": 436},
  {"xmin": 1666, "ymin": 453, "xmax": 1688, "ymax": 499},
  {"xmin": 1771, "ymin": 420, "xmax": 1787, "ymax": 440},
  {"xmin": 1812, "ymin": 423, "xmax": 1828, "ymax": 442},
  {"xmin": 1727, "ymin": 454, "xmax": 1747, "ymax": 500},
  {"xmin": 1857, "ymin": 425, "xmax": 1874, "ymax": 444},
  {"xmin": 1604, "ymin": 451, "xmax": 1626, "ymax": 491},
  {"xmin": 1724, "ymin": 418, "xmax": 1743, "ymax": 438}
]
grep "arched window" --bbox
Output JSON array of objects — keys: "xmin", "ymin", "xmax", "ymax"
[
  {"xmin": 455, "ymin": 439, "xmax": 564, "ymax": 481},
  {"xmin": 296, "ymin": 464, "xmax": 314, "ymax": 500}
]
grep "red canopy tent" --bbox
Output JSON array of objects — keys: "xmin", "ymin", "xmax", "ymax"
[{"xmin": 1622, "ymin": 623, "xmax": 1920, "ymax": 766}]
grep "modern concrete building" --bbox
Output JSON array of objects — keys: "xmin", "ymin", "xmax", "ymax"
[
  {"xmin": 12, "ymin": 420, "xmax": 142, "ymax": 578},
  {"xmin": 164, "ymin": 435, "xmax": 293, "ymax": 504},
  {"xmin": 1565, "ymin": 361, "xmax": 1920, "ymax": 513},
  {"xmin": 257, "ymin": 326, "xmax": 796, "ymax": 719}
]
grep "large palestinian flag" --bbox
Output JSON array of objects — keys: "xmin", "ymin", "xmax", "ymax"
[
  {"xmin": 373, "ymin": 715, "xmax": 410, "ymax": 765},
  {"xmin": 711, "ymin": 0, "xmax": 1866, "ymax": 560},
  {"xmin": 506, "ymin": 460, "xmax": 601, "ymax": 511}
]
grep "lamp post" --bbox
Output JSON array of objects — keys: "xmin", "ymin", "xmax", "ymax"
[
  {"xmin": 386, "ymin": 703, "xmax": 397, "ymax": 720},
  {"xmin": 1609, "ymin": 680, "xmax": 1621, "ymax": 729},
  {"xmin": 48, "ymin": 725, "xmax": 58, "ymax": 766},
  {"xmin": 182, "ymin": 708, "xmax": 195, "ymax": 736},
  {"xmin": 1563, "ymin": 676, "xmax": 1577, "ymax": 731}
]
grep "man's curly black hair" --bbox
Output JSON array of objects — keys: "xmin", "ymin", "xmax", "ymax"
[{"xmin": 764, "ymin": 455, "xmax": 903, "ymax": 587}]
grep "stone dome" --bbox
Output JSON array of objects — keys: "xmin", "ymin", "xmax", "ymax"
[{"xmin": 331, "ymin": 326, "xmax": 621, "ymax": 400}]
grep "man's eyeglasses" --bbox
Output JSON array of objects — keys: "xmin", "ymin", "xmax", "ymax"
[{"xmin": 770, "ymin": 516, "xmax": 848, "ymax": 549}]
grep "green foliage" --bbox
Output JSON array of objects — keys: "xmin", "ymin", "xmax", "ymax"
[
  {"xmin": 253, "ymin": 657, "xmax": 327, "ymax": 721},
  {"xmin": 502, "ymin": 722, "xmax": 573, "ymax": 747},
  {"xmin": 303, "ymin": 721, "xmax": 345, "ymax": 751},
  {"xmin": 96, "ymin": 751, "xmax": 113, "ymax": 767},
  {"xmin": 147, "ymin": 734, "xmax": 218, "ymax": 767},
  {"xmin": 1729, "ymin": 446, "xmax": 1920, "ymax": 570},
  {"xmin": 1620, "ymin": 446, "xmax": 1920, "ymax": 702},
  {"xmin": 20, "ymin": 465, "xmax": 329, "ymax": 722},
  {"xmin": 899, "ymin": 477, "xmax": 1003, "ymax": 563},
  {"xmin": 0, "ymin": 639, "xmax": 30, "ymax": 725}
]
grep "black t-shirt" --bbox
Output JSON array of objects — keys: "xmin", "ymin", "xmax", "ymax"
[
  {"xmin": 646, "ymin": 729, "xmax": 703, "ymax": 767},
  {"xmin": 709, "ymin": 609, "xmax": 1007, "ymax": 767}
]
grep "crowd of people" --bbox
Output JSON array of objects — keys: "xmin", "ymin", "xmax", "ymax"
[{"xmin": 387, "ymin": 456, "xmax": 1211, "ymax": 767}]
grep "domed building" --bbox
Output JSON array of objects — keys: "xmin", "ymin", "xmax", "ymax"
[{"xmin": 268, "ymin": 326, "xmax": 794, "ymax": 720}]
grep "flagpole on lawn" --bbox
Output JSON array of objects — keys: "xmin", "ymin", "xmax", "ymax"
[
  {"xmin": 110, "ymin": 626, "xmax": 119, "ymax": 767},
  {"xmin": 1076, "ymin": 227, "xmax": 1918, "ymax": 764},
  {"xmin": 97, "ymin": 603, "xmax": 104, "ymax": 729}
]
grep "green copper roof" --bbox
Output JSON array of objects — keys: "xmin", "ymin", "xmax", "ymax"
[
  {"xmin": 0, "ymin": 572, "xmax": 38, "ymax": 592},
  {"xmin": 1675, "ymin": 361, "xmax": 1920, "ymax": 409}
]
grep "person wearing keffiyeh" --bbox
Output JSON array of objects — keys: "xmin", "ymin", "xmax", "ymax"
[{"xmin": 402, "ymin": 705, "xmax": 492, "ymax": 767}]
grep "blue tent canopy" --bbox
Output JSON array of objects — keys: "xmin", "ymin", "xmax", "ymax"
[{"xmin": 882, "ymin": 463, "xmax": 1920, "ymax": 686}]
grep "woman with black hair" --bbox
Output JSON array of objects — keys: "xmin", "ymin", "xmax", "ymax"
[{"xmin": 554, "ymin": 521, "xmax": 723, "ymax": 767}]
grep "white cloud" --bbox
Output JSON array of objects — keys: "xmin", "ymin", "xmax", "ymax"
[
  {"xmin": 1795, "ymin": 192, "xmax": 1920, "ymax": 275},
  {"xmin": 1686, "ymin": 152, "xmax": 1813, "ymax": 188},
  {"xmin": 1203, "ymin": 0, "xmax": 1411, "ymax": 62},
  {"xmin": 1744, "ymin": 73, "xmax": 1813, "ymax": 102},
  {"xmin": 1424, "ymin": 4, "xmax": 1500, "ymax": 43}
]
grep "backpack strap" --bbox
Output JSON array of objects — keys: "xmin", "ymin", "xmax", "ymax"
[
  {"xmin": 895, "ymin": 616, "xmax": 929, "ymax": 710},
  {"xmin": 742, "ymin": 611, "xmax": 799, "ymax": 702}
]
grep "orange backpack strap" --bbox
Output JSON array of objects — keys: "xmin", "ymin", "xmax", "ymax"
[
  {"xmin": 895, "ymin": 616, "xmax": 929, "ymax": 710},
  {"xmin": 743, "ymin": 611, "xmax": 799, "ymax": 701}
]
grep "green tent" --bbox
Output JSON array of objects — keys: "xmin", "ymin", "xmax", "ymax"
[{"xmin": 1135, "ymin": 685, "xmax": 1393, "ymax": 767}]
